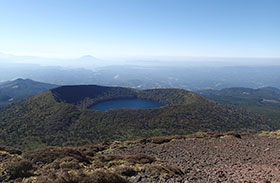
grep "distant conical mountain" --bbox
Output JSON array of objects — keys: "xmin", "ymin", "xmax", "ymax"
[
  {"xmin": 79, "ymin": 55, "xmax": 98, "ymax": 61},
  {"xmin": 0, "ymin": 85, "xmax": 270, "ymax": 149}
]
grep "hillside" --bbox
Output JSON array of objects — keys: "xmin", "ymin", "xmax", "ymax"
[
  {"xmin": 197, "ymin": 87, "xmax": 280, "ymax": 128},
  {"xmin": 0, "ymin": 78, "xmax": 57, "ymax": 107},
  {"xmin": 1, "ymin": 132, "xmax": 280, "ymax": 183},
  {"xmin": 198, "ymin": 87, "xmax": 280, "ymax": 101},
  {"xmin": 0, "ymin": 85, "xmax": 271, "ymax": 149}
]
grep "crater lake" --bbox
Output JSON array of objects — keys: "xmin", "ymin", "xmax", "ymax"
[{"xmin": 90, "ymin": 98, "xmax": 164, "ymax": 112}]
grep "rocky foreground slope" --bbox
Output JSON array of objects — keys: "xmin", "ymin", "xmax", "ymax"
[{"xmin": 1, "ymin": 132, "xmax": 280, "ymax": 183}]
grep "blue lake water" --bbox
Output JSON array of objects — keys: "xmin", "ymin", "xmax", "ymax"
[{"xmin": 90, "ymin": 98, "xmax": 164, "ymax": 112}]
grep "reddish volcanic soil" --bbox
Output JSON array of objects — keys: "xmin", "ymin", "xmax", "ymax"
[{"xmin": 110, "ymin": 134, "xmax": 280, "ymax": 183}]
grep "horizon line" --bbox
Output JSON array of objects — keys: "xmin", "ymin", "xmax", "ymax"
[{"xmin": 1, "ymin": 51, "xmax": 280, "ymax": 60}]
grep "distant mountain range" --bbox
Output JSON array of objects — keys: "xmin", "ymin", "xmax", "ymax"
[
  {"xmin": 0, "ymin": 85, "xmax": 270, "ymax": 149},
  {"xmin": 0, "ymin": 52, "xmax": 104, "ymax": 70},
  {"xmin": 0, "ymin": 78, "xmax": 57, "ymax": 107},
  {"xmin": 1, "ymin": 52, "xmax": 280, "ymax": 90}
]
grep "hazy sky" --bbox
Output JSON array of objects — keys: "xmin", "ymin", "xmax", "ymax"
[{"xmin": 0, "ymin": 0, "xmax": 280, "ymax": 58}]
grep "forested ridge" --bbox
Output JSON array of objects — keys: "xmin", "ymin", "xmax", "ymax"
[{"xmin": 0, "ymin": 85, "xmax": 271, "ymax": 149}]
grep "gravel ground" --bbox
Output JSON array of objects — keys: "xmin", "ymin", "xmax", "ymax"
[{"xmin": 110, "ymin": 135, "xmax": 280, "ymax": 183}]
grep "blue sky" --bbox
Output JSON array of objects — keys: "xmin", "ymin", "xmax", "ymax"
[{"xmin": 0, "ymin": 0, "xmax": 279, "ymax": 58}]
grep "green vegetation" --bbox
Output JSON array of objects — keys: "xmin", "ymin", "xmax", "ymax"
[
  {"xmin": 0, "ymin": 85, "xmax": 271, "ymax": 149},
  {"xmin": 198, "ymin": 87, "xmax": 280, "ymax": 128},
  {"xmin": 0, "ymin": 78, "xmax": 57, "ymax": 107}
]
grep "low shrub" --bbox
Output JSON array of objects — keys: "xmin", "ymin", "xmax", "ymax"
[
  {"xmin": 148, "ymin": 136, "xmax": 172, "ymax": 144},
  {"xmin": 224, "ymin": 131, "xmax": 242, "ymax": 139},
  {"xmin": 126, "ymin": 154, "xmax": 156, "ymax": 164},
  {"xmin": 5, "ymin": 159, "xmax": 34, "ymax": 179},
  {"xmin": 145, "ymin": 164, "xmax": 184, "ymax": 176},
  {"xmin": 23, "ymin": 146, "xmax": 90, "ymax": 165},
  {"xmin": 97, "ymin": 154, "xmax": 156, "ymax": 165},
  {"xmin": 37, "ymin": 170, "xmax": 129, "ymax": 183},
  {"xmin": 78, "ymin": 143, "xmax": 109, "ymax": 157},
  {"xmin": 0, "ymin": 145, "xmax": 22, "ymax": 155},
  {"xmin": 115, "ymin": 166, "xmax": 137, "ymax": 176}
]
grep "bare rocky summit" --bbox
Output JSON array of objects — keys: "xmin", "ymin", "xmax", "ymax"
[
  {"xmin": 1, "ymin": 132, "xmax": 280, "ymax": 183},
  {"xmin": 110, "ymin": 133, "xmax": 280, "ymax": 183}
]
